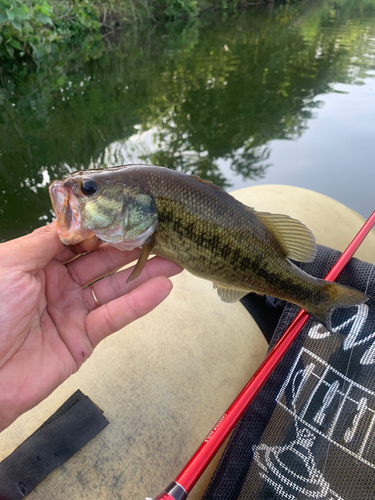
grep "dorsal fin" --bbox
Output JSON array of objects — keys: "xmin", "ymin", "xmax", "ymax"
[
  {"xmin": 255, "ymin": 211, "xmax": 317, "ymax": 262},
  {"xmin": 191, "ymin": 175, "xmax": 224, "ymax": 192}
]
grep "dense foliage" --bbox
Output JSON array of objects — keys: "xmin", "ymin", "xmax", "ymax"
[
  {"xmin": 0, "ymin": 0, "xmax": 247, "ymax": 63},
  {"xmin": 0, "ymin": 0, "xmax": 98, "ymax": 61}
]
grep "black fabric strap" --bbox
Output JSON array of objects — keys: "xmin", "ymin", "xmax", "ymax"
[{"xmin": 0, "ymin": 390, "xmax": 108, "ymax": 499}]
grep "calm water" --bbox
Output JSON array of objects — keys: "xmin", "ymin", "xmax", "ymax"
[{"xmin": 1, "ymin": 0, "xmax": 375, "ymax": 242}]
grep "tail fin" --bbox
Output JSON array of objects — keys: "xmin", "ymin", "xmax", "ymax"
[{"xmin": 307, "ymin": 281, "xmax": 368, "ymax": 333}]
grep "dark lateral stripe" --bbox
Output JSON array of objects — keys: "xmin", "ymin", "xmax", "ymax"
[{"xmin": 0, "ymin": 390, "xmax": 109, "ymax": 499}]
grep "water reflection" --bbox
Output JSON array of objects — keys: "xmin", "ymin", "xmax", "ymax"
[{"xmin": 1, "ymin": 0, "xmax": 375, "ymax": 240}]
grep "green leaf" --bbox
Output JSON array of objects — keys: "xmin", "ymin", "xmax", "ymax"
[
  {"xmin": 10, "ymin": 18, "xmax": 22, "ymax": 30},
  {"xmin": 0, "ymin": 12, "xmax": 7, "ymax": 23},
  {"xmin": 9, "ymin": 38, "xmax": 22, "ymax": 50},
  {"xmin": 5, "ymin": 8, "xmax": 14, "ymax": 21},
  {"xmin": 49, "ymin": 41, "xmax": 58, "ymax": 53},
  {"xmin": 5, "ymin": 44, "xmax": 14, "ymax": 58},
  {"xmin": 55, "ymin": 76, "xmax": 65, "ymax": 87},
  {"xmin": 38, "ymin": 45, "xmax": 48, "ymax": 55},
  {"xmin": 22, "ymin": 20, "xmax": 34, "ymax": 34},
  {"xmin": 12, "ymin": 6, "xmax": 29, "ymax": 20},
  {"xmin": 32, "ymin": 46, "xmax": 42, "ymax": 58},
  {"xmin": 36, "ymin": 13, "xmax": 53, "ymax": 26}
]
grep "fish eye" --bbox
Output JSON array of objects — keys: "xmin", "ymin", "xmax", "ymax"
[{"xmin": 81, "ymin": 179, "xmax": 97, "ymax": 196}]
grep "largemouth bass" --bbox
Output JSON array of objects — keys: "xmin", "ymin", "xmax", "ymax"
[{"xmin": 49, "ymin": 164, "xmax": 367, "ymax": 331}]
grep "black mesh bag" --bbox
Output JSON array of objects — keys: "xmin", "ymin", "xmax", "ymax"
[{"xmin": 203, "ymin": 245, "xmax": 375, "ymax": 500}]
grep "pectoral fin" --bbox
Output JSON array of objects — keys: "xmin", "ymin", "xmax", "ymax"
[
  {"xmin": 214, "ymin": 284, "xmax": 249, "ymax": 303},
  {"xmin": 126, "ymin": 236, "xmax": 155, "ymax": 283}
]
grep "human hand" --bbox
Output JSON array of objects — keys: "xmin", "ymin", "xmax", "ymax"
[{"xmin": 0, "ymin": 223, "xmax": 182, "ymax": 431}]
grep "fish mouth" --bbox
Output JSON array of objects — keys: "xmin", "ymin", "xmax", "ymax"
[{"xmin": 49, "ymin": 180, "xmax": 94, "ymax": 245}]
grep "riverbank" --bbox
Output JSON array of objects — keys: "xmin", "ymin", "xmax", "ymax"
[{"xmin": 0, "ymin": 0, "xmax": 275, "ymax": 64}]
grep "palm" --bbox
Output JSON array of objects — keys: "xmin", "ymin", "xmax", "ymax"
[{"xmin": 0, "ymin": 224, "xmax": 182, "ymax": 430}]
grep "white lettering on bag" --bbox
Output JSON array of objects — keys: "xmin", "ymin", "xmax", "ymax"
[{"xmin": 308, "ymin": 304, "xmax": 375, "ymax": 365}]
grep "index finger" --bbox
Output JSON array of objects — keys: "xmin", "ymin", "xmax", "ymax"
[
  {"xmin": 65, "ymin": 243, "xmax": 141, "ymax": 287},
  {"xmin": 0, "ymin": 223, "xmax": 65, "ymax": 271},
  {"xmin": 85, "ymin": 276, "xmax": 173, "ymax": 347},
  {"xmin": 54, "ymin": 234, "xmax": 103, "ymax": 264}
]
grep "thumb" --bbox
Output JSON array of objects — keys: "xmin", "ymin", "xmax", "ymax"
[{"xmin": 1, "ymin": 222, "xmax": 65, "ymax": 271}]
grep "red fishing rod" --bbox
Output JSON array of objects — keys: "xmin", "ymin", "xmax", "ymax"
[{"xmin": 146, "ymin": 210, "xmax": 375, "ymax": 500}]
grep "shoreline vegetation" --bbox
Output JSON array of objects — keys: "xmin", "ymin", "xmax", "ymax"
[{"xmin": 0, "ymin": 0, "xmax": 276, "ymax": 64}]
